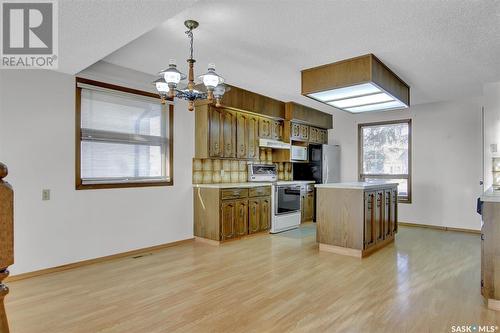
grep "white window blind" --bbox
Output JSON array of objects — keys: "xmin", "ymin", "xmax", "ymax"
[{"xmin": 80, "ymin": 87, "xmax": 169, "ymax": 185}]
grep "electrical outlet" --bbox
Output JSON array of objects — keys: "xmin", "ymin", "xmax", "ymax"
[{"xmin": 42, "ymin": 189, "xmax": 50, "ymax": 201}]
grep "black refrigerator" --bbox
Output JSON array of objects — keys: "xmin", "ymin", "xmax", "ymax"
[{"xmin": 293, "ymin": 144, "xmax": 340, "ymax": 184}]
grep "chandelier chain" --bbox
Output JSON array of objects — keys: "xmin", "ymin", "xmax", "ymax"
[{"xmin": 185, "ymin": 28, "xmax": 194, "ymax": 60}]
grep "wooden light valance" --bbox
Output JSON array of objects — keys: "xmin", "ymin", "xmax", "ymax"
[{"xmin": 301, "ymin": 54, "xmax": 410, "ymax": 114}]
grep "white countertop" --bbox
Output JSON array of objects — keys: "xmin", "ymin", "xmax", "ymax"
[
  {"xmin": 315, "ymin": 181, "xmax": 399, "ymax": 190},
  {"xmin": 481, "ymin": 187, "xmax": 500, "ymax": 203},
  {"xmin": 193, "ymin": 180, "xmax": 315, "ymax": 189}
]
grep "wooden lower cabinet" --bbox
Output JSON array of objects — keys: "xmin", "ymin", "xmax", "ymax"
[
  {"xmin": 221, "ymin": 201, "xmax": 236, "ymax": 240},
  {"xmin": 249, "ymin": 197, "xmax": 271, "ymax": 234},
  {"xmin": 363, "ymin": 192, "xmax": 376, "ymax": 250},
  {"xmin": 249, "ymin": 198, "xmax": 260, "ymax": 234},
  {"xmin": 363, "ymin": 188, "xmax": 398, "ymax": 251},
  {"xmin": 259, "ymin": 197, "xmax": 271, "ymax": 231},
  {"xmin": 301, "ymin": 185, "xmax": 315, "ymax": 222},
  {"xmin": 194, "ymin": 186, "xmax": 271, "ymax": 242},
  {"xmin": 234, "ymin": 199, "xmax": 248, "ymax": 237}
]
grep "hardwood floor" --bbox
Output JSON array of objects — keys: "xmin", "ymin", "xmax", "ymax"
[{"xmin": 5, "ymin": 225, "xmax": 500, "ymax": 332}]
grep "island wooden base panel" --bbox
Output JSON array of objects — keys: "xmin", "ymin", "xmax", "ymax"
[
  {"xmin": 319, "ymin": 236, "xmax": 394, "ymax": 258},
  {"xmin": 488, "ymin": 299, "xmax": 500, "ymax": 311},
  {"xmin": 318, "ymin": 243, "xmax": 362, "ymax": 257},
  {"xmin": 5, "ymin": 226, "xmax": 500, "ymax": 333}
]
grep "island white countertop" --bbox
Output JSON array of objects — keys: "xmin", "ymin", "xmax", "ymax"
[
  {"xmin": 481, "ymin": 187, "xmax": 500, "ymax": 203},
  {"xmin": 193, "ymin": 180, "xmax": 315, "ymax": 189},
  {"xmin": 315, "ymin": 181, "xmax": 399, "ymax": 190}
]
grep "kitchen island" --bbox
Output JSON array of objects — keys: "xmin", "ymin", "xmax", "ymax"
[
  {"xmin": 480, "ymin": 188, "xmax": 500, "ymax": 311},
  {"xmin": 315, "ymin": 181, "xmax": 398, "ymax": 258}
]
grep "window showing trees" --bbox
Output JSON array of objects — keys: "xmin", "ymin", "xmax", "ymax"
[{"xmin": 359, "ymin": 119, "xmax": 411, "ymax": 202}]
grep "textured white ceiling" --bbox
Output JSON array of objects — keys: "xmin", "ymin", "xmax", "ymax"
[
  {"xmin": 97, "ymin": 0, "xmax": 500, "ymax": 109},
  {"xmin": 57, "ymin": 0, "xmax": 196, "ymax": 74}
]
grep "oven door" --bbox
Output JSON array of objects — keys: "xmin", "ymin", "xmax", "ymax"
[{"xmin": 276, "ymin": 185, "xmax": 301, "ymax": 215}]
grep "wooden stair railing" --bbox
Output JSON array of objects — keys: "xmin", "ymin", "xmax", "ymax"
[{"xmin": 0, "ymin": 162, "xmax": 13, "ymax": 333}]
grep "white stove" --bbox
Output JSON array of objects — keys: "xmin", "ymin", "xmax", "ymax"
[
  {"xmin": 248, "ymin": 164, "xmax": 304, "ymax": 233},
  {"xmin": 270, "ymin": 183, "xmax": 301, "ymax": 233}
]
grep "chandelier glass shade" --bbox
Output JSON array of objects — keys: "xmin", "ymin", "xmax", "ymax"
[{"xmin": 153, "ymin": 20, "xmax": 228, "ymax": 111}]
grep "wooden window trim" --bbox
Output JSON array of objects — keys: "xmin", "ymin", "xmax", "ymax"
[
  {"xmin": 75, "ymin": 77, "xmax": 174, "ymax": 190},
  {"xmin": 358, "ymin": 118, "xmax": 412, "ymax": 204}
]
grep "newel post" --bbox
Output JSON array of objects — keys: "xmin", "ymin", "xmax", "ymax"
[{"xmin": 0, "ymin": 162, "xmax": 13, "ymax": 333}]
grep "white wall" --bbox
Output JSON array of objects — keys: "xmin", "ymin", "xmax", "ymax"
[
  {"xmin": 483, "ymin": 82, "xmax": 500, "ymax": 190},
  {"xmin": 330, "ymin": 100, "xmax": 483, "ymax": 231},
  {"xmin": 0, "ymin": 64, "xmax": 194, "ymax": 275}
]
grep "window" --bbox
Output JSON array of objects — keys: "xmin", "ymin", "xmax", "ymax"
[
  {"xmin": 75, "ymin": 78, "xmax": 173, "ymax": 189},
  {"xmin": 358, "ymin": 119, "xmax": 412, "ymax": 203}
]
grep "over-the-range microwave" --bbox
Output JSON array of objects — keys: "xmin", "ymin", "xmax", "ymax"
[{"xmin": 290, "ymin": 145, "xmax": 307, "ymax": 161}]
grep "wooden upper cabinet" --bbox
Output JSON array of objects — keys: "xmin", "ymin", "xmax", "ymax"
[
  {"xmin": 290, "ymin": 122, "xmax": 301, "ymax": 140},
  {"xmin": 235, "ymin": 199, "xmax": 248, "ymax": 237},
  {"xmin": 308, "ymin": 127, "xmax": 328, "ymax": 144},
  {"xmin": 220, "ymin": 85, "xmax": 285, "ymax": 119},
  {"xmin": 309, "ymin": 127, "xmax": 318, "ymax": 143},
  {"xmin": 222, "ymin": 109, "xmax": 236, "ymax": 158},
  {"xmin": 247, "ymin": 116, "xmax": 259, "ymax": 160},
  {"xmin": 299, "ymin": 124, "xmax": 309, "ymax": 141},
  {"xmin": 318, "ymin": 128, "xmax": 328, "ymax": 144},
  {"xmin": 236, "ymin": 113, "xmax": 248, "ymax": 159},
  {"xmin": 291, "ymin": 122, "xmax": 309, "ymax": 141},
  {"xmin": 272, "ymin": 121, "xmax": 283, "ymax": 141},
  {"xmin": 259, "ymin": 118, "xmax": 272, "ymax": 139},
  {"xmin": 285, "ymin": 102, "xmax": 333, "ymax": 129},
  {"xmin": 209, "ymin": 107, "xmax": 223, "ymax": 157}
]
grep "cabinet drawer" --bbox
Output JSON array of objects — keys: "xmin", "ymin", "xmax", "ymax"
[
  {"xmin": 221, "ymin": 188, "xmax": 249, "ymax": 200},
  {"xmin": 249, "ymin": 186, "xmax": 271, "ymax": 197}
]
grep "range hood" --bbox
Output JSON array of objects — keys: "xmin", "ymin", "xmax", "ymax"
[
  {"xmin": 259, "ymin": 138, "xmax": 290, "ymax": 149},
  {"xmin": 301, "ymin": 54, "xmax": 410, "ymax": 113}
]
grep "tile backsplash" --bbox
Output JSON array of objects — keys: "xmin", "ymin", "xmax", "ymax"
[{"xmin": 193, "ymin": 148, "xmax": 292, "ymax": 184}]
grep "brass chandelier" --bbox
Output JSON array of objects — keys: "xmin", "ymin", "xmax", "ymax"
[{"xmin": 153, "ymin": 20, "xmax": 229, "ymax": 111}]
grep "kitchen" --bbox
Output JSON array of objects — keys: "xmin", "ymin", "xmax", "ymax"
[
  {"xmin": 191, "ymin": 54, "xmax": 402, "ymax": 259},
  {"xmin": 1, "ymin": 1, "xmax": 499, "ymax": 332}
]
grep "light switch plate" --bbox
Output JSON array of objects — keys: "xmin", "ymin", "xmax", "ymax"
[
  {"xmin": 42, "ymin": 189, "xmax": 50, "ymax": 201},
  {"xmin": 491, "ymin": 144, "xmax": 498, "ymax": 153}
]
